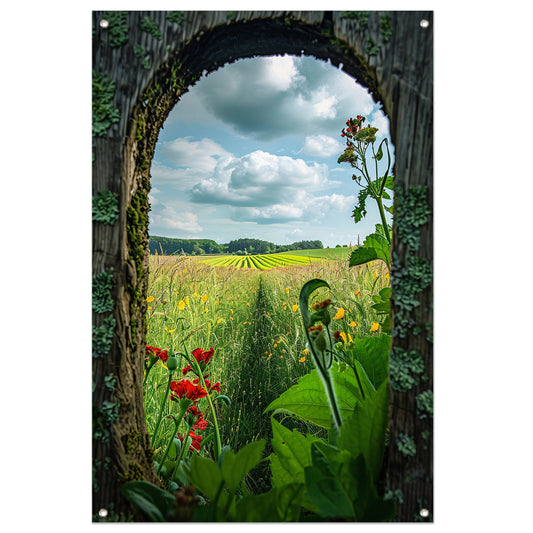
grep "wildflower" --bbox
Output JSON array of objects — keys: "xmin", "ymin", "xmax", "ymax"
[
  {"xmin": 193, "ymin": 377, "xmax": 220, "ymax": 393},
  {"xmin": 302, "ymin": 349, "xmax": 309, "ymax": 356},
  {"xmin": 355, "ymin": 289, "xmax": 362, "ymax": 298},
  {"xmin": 146, "ymin": 296, "xmax": 155, "ymax": 303},
  {"xmin": 178, "ymin": 300, "xmax": 185, "ymax": 310},
  {"xmin": 339, "ymin": 332, "xmax": 352, "ymax": 343},
  {"xmin": 349, "ymin": 321, "xmax": 357, "ymax": 327},
  {"xmin": 370, "ymin": 322, "xmax": 380, "ymax": 332},
  {"xmin": 311, "ymin": 298, "xmax": 332, "ymax": 310},
  {"xmin": 285, "ymin": 287, "xmax": 290, "ymax": 293},
  {"xmin": 145, "ymin": 345, "xmax": 168, "ymax": 363},
  {"xmin": 201, "ymin": 295, "xmax": 208, "ymax": 302},
  {"xmin": 147, "ymin": 306, "xmax": 152, "ymax": 311},
  {"xmin": 170, "ymin": 379, "xmax": 207, "ymax": 402},
  {"xmin": 178, "ymin": 430, "xmax": 203, "ymax": 451},
  {"xmin": 182, "ymin": 347, "xmax": 215, "ymax": 375},
  {"xmin": 194, "ymin": 292, "xmax": 200, "ymax": 299},
  {"xmin": 333, "ymin": 308, "xmax": 345, "ymax": 320},
  {"xmin": 217, "ymin": 318, "xmax": 222, "ymax": 324},
  {"xmin": 292, "ymin": 304, "xmax": 298, "ymax": 312},
  {"xmin": 299, "ymin": 356, "xmax": 306, "ymax": 363},
  {"xmin": 185, "ymin": 296, "xmax": 190, "ymax": 306},
  {"xmin": 165, "ymin": 327, "xmax": 176, "ymax": 334}
]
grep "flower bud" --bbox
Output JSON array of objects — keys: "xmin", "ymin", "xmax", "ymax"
[{"xmin": 167, "ymin": 356, "xmax": 179, "ymax": 371}]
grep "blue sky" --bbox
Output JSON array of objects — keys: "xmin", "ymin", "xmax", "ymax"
[{"xmin": 149, "ymin": 54, "xmax": 394, "ymax": 248}]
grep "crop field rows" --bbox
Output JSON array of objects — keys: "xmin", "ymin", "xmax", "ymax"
[{"xmin": 200, "ymin": 253, "xmax": 322, "ymax": 270}]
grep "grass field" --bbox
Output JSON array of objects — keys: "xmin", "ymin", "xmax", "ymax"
[{"xmin": 143, "ymin": 250, "xmax": 389, "ymax": 490}]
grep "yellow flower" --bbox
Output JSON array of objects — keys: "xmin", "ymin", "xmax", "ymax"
[
  {"xmin": 217, "ymin": 318, "xmax": 222, "ymax": 324},
  {"xmin": 302, "ymin": 349, "xmax": 309, "ymax": 356},
  {"xmin": 373, "ymin": 273, "xmax": 377, "ymax": 280},
  {"xmin": 194, "ymin": 292, "xmax": 200, "ymax": 298},
  {"xmin": 147, "ymin": 306, "xmax": 152, "ymax": 310},
  {"xmin": 146, "ymin": 296, "xmax": 154, "ymax": 303},
  {"xmin": 339, "ymin": 332, "xmax": 353, "ymax": 343},
  {"xmin": 370, "ymin": 322, "xmax": 380, "ymax": 332},
  {"xmin": 201, "ymin": 295, "xmax": 208, "ymax": 302},
  {"xmin": 182, "ymin": 269, "xmax": 187, "ymax": 274},
  {"xmin": 292, "ymin": 304, "xmax": 298, "ymax": 312},
  {"xmin": 349, "ymin": 321, "xmax": 357, "ymax": 327},
  {"xmin": 268, "ymin": 353, "xmax": 272, "ymax": 358},
  {"xmin": 299, "ymin": 356, "xmax": 306, "ymax": 363},
  {"xmin": 184, "ymin": 296, "xmax": 190, "ymax": 306},
  {"xmin": 355, "ymin": 289, "xmax": 362, "ymax": 298},
  {"xmin": 230, "ymin": 309, "xmax": 233, "ymax": 314},
  {"xmin": 274, "ymin": 343, "xmax": 278, "ymax": 348},
  {"xmin": 178, "ymin": 300, "xmax": 185, "ymax": 310},
  {"xmin": 165, "ymin": 327, "xmax": 176, "ymax": 334},
  {"xmin": 204, "ymin": 308, "xmax": 209, "ymax": 313},
  {"xmin": 333, "ymin": 308, "xmax": 345, "ymax": 320},
  {"xmin": 285, "ymin": 287, "xmax": 290, "ymax": 293}
]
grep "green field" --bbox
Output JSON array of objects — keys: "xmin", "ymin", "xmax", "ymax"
[{"xmin": 198, "ymin": 247, "xmax": 352, "ymax": 270}]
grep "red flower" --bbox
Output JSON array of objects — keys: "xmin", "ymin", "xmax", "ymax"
[
  {"xmin": 178, "ymin": 430, "xmax": 203, "ymax": 451},
  {"xmin": 182, "ymin": 347, "xmax": 215, "ymax": 376},
  {"xmin": 145, "ymin": 345, "xmax": 168, "ymax": 363},
  {"xmin": 170, "ymin": 379, "xmax": 207, "ymax": 402},
  {"xmin": 192, "ymin": 347, "xmax": 214, "ymax": 365},
  {"xmin": 186, "ymin": 405, "xmax": 209, "ymax": 431},
  {"xmin": 145, "ymin": 345, "xmax": 161, "ymax": 358},
  {"xmin": 193, "ymin": 377, "xmax": 221, "ymax": 394}
]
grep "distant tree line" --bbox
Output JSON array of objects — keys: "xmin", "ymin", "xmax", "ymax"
[{"xmin": 149, "ymin": 236, "xmax": 324, "ymax": 256}]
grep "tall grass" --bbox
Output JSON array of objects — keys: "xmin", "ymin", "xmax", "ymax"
[{"xmin": 143, "ymin": 253, "xmax": 389, "ymax": 488}]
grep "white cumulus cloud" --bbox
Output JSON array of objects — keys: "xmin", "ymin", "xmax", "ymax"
[
  {"xmin": 301, "ymin": 134, "xmax": 344, "ymax": 158},
  {"xmin": 190, "ymin": 150, "xmax": 329, "ymax": 207}
]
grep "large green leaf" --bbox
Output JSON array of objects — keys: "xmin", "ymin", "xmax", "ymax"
[
  {"xmin": 264, "ymin": 364, "xmax": 359, "ymax": 429},
  {"xmin": 120, "ymin": 480, "xmax": 175, "ymax": 522},
  {"xmin": 221, "ymin": 439, "xmax": 266, "ymax": 493},
  {"xmin": 184, "ymin": 454, "xmax": 223, "ymax": 501},
  {"xmin": 269, "ymin": 417, "xmax": 318, "ymax": 488},
  {"xmin": 304, "ymin": 444, "xmax": 356, "ymax": 519},
  {"xmin": 235, "ymin": 483, "xmax": 304, "ymax": 522},
  {"xmin": 338, "ymin": 379, "xmax": 389, "ymax": 484},
  {"xmin": 349, "ymin": 335, "xmax": 391, "ymax": 390},
  {"xmin": 349, "ymin": 233, "xmax": 390, "ymax": 269}
]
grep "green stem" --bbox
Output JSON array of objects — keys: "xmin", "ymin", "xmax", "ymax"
[
  {"xmin": 156, "ymin": 414, "xmax": 185, "ymax": 477},
  {"xmin": 375, "ymin": 196, "xmax": 391, "ymax": 244},
  {"xmin": 151, "ymin": 371, "xmax": 174, "ymax": 448}
]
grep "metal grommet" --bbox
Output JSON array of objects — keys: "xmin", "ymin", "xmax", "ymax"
[
  {"xmin": 98, "ymin": 508, "xmax": 109, "ymax": 518},
  {"xmin": 420, "ymin": 19, "xmax": 429, "ymax": 29},
  {"xmin": 100, "ymin": 19, "xmax": 109, "ymax": 29},
  {"xmin": 420, "ymin": 508, "xmax": 430, "ymax": 518}
]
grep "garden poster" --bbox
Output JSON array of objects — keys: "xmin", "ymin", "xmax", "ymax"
[{"xmin": 92, "ymin": 10, "xmax": 433, "ymax": 522}]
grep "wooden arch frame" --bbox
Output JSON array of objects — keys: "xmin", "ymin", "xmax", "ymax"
[{"xmin": 92, "ymin": 10, "xmax": 433, "ymax": 521}]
